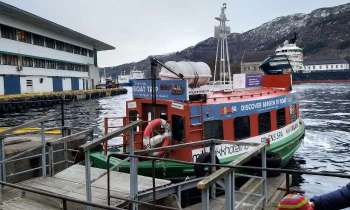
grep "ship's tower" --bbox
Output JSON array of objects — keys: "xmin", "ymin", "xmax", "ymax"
[{"xmin": 213, "ymin": 3, "xmax": 231, "ymax": 84}]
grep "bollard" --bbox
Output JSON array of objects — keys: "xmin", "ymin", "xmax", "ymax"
[{"xmin": 40, "ymin": 122, "xmax": 47, "ymax": 177}]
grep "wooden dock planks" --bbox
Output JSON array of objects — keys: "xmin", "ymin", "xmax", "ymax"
[{"xmin": 0, "ymin": 164, "xmax": 171, "ymax": 209}]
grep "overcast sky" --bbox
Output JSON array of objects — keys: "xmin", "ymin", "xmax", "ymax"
[{"xmin": 3, "ymin": 0, "xmax": 349, "ymax": 67}]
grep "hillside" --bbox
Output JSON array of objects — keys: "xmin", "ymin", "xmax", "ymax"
[{"xmin": 103, "ymin": 3, "xmax": 350, "ymax": 78}]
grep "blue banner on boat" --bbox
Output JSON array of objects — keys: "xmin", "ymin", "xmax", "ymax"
[
  {"xmin": 194, "ymin": 94, "xmax": 296, "ymax": 122},
  {"xmin": 132, "ymin": 80, "xmax": 188, "ymax": 101}
]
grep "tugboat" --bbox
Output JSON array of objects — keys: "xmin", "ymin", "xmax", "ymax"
[{"xmin": 90, "ymin": 3, "xmax": 305, "ymax": 180}]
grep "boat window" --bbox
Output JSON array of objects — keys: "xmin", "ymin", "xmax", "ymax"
[
  {"xmin": 203, "ymin": 120, "xmax": 223, "ymax": 140},
  {"xmin": 234, "ymin": 116, "xmax": 250, "ymax": 140},
  {"xmin": 290, "ymin": 104, "xmax": 297, "ymax": 122},
  {"xmin": 172, "ymin": 115, "xmax": 184, "ymax": 142},
  {"xmin": 277, "ymin": 108, "xmax": 286, "ymax": 128},
  {"xmin": 258, "ymin": 112, "xmax": 271, "ymax": 135}
]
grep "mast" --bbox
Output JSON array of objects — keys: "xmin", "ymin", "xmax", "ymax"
[{"xmin": 213, "ymin": 3, "xmax": 231, "ymax": 85}]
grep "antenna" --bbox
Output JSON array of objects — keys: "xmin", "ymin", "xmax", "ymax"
[{"xmin": 213, "ymin": 3, "xmax": 231, "ymax": 85}]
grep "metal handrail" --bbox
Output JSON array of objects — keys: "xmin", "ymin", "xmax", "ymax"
[
  {"xmin": 47, "ymin": 128, "xmax": 93, "ymax": 145},
  {"xmin": 0, "ymin": 114, "xmax": 53, "ymax": 137},
  {"xmin": 80, "ymin": 120, "xmax": 143, "ymax": 152}
]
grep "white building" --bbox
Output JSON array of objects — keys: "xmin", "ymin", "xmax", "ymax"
[
  {"xmin": 304, "ymin": 59, "xmax": 350, "ymax": 72},
  {"xmin": 0, "ymin": 2, "xmax": 114, "ymax": 95}
]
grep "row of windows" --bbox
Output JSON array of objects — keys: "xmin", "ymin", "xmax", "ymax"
[
  {"xmin": 305, "ymin": 64, "xmax": 348, "ymax": 70},
  {"xmin": 204, "ymin": 106, "xmax": 297, "ymax": 140},
  {"xmin": 0, "ymin": 54, "xmax": 89, "ymax": 72},
  {"xmin": 0, "ymin": 24, "xmax": 94, "ymax": 57}
]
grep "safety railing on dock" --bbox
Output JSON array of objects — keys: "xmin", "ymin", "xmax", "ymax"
[{"xmin": 0, "ymin": 114, "xmax": 93, "ymax": 183}]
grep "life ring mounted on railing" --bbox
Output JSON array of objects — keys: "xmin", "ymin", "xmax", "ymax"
[{"xmin": 143, "ymin": 118, "xmax": 171, "ymax": 156}]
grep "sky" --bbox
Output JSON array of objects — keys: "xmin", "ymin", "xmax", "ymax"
[{"xmin": 3, "ymin": 0, "xmax": 349, "ymax": 67}]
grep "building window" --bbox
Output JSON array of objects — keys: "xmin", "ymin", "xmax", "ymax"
[
  {"xmin": 258, "ymin": 112, "xmax": 271, "ymax": 135},
  {"xmin": 65, "ymin": 43, "xmax": 74, "ymax": 53},
  {"xmin": 33, "ymin": 34, "xmax": 45, "ymax": 46},
  {"xmin": 88, "ymin": 50, "xmax": 94, "ymax": 57},
  {"xmin": 66, "ymin": 63, "xmax": 74, "ymax": 70},
  {"xmin": 22, "ymin": 57, "xmax": 33, "ymax": 67},
  {"xmin": 46, "ymin": 60, "xmax": 56, "ymax": 69},
  {"xmin": 2, "ymin": 54, "xmax": 18, "ymax": 65},
  {"xmin": 81, "ymin": 48, "xmax": 88, "ymax": 56},
  {"xmin": 234, "ymin": 116, "xmax": 250, "ymax": 140},
  {"xmin": 34, "ymin": 58, "xmax": 46, "ymax": 68},
  {"xmin": 73, "ymin": 46, "xmax": 81, "ymax": 54},
  {"xmin": 74, "ymin": 64, "xmax": 81, "ymax": 71},
  {"xmin": 1, "ymin": 25, "xmax": 16, "ymax": 40},
  {"xmin": 203, "ymin": 120, "xmax": 223, "ymax": 139},
  {"xmin": 45, "ymin": 38, "xmax": 55, "ymax": 49},
  {"xmin": 56, "ymin": 41, "xmax": 65, "ymax": 51},
  {"xmin": 336, "ymin": 65, "xmax": 338, "ymax": 68},
  {"xmin": 16, "ymin": 30, "xmax": 32, "ymax": 43},
  {"xmin": 277, "ymin": 108, "xmax": 286, "ymax": 129},
  {"xmin": 57, "ymin": 62, "xmax": 66, "ymax": 70}
]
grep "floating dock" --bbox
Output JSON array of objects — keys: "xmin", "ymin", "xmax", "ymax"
[{"xmin": 0, "ymin": 88, "xmax": 127, "ymax": 113}]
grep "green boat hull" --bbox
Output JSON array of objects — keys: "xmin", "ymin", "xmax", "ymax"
[{"xmin": 90, "ymin": 120, "xmax": 305, "ymax": 179}]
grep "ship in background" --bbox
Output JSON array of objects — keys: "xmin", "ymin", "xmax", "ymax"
[
  {"xmin": 117, "ymin": 67, "xmax": 145, "ymax": 86},
  {"xmin": 273, "ymin": 34, "xmax": 350, "ymax": 83}
]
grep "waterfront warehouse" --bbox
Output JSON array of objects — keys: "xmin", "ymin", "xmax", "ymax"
[{"xmin": 0, "ymin": 1, "xmax": 115, "ymax": 95}]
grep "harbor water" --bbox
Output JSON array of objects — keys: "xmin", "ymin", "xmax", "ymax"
[{"xmin": 0, "ymin": 84, "xmax": 349, "ymax": 197}]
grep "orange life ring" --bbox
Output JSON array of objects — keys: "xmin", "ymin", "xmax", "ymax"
[{"xmin": 143, "ymin": 118, "xmax": 171, "ymax": 156}]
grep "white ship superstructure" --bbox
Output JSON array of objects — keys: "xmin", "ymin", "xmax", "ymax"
[
  {"xmin": 130, "ymin": 69, "xmax": 144, "ymax": 80},
  {"xmin": 275, "ymin": 39, "xmax": 304, "ymax": 72}
]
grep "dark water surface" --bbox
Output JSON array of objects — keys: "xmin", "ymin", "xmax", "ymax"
[{"xmin": 1, "ymin": 84, "xmax": 350, "ymax": 197}]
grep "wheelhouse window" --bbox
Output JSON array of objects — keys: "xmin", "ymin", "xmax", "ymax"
[
  {"xmin": 2, "ymin": 55, "xmax": 18, "ymax": 66},
  {"xmin": 22, "ymin": 57, "xmax": 33, "ymax": 67},
  {"xmin": 33, "ymin": 34, "xmax": 45, "ymax": 46},
  {"xmin": 1, "ymin": 25, "xmax": 16, "ymax": 40},
  {"xmin": 234, "ymin": 116, "xmax": 250, "ymax": 140},
  {"xmin": 258, "ymin": 112, "xmax": 271, "ymax": 135},
  {"xmin": 203, "ymin": 120, "xmax": 223, "ymax": 140},
  {"xmin": 277, "ymin": 108, "xmax": 286, "ymax": 128},
  {"xmin": 290, "ymin": 104, "xmax": 297, "ymax": 122},
  {"xmin": 172, "ymin": 115, "xmax": 184, "ymax": 142}
]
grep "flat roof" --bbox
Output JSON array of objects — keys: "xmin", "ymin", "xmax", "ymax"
[{"xmin": 0, "ymin": 1, "xmax": 115, "ymax": 51}]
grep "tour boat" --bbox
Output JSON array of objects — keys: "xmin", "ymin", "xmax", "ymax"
[{"xmin": 90, "ymin": 4, "xmax": 305, "ymax": 180}]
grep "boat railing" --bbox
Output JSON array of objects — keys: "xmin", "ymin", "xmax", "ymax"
[{"xmin": 0, "ymin": 114, "xmax": 93, "ymax": 183}]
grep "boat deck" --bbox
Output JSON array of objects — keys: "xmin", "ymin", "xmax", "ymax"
[{"xmin": 0, "ymin": 165, "xmax": 171, "ymax": 209}]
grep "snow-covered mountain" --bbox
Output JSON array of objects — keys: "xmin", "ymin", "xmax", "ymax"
[{"xmin": 104, "ymin": 3, "xmax": 350, "ymax": 78}]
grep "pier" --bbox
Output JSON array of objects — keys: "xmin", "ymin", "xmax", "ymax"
[{"xmin": 0, "ymin": 88, "xmax": 127, "ymax": 113}]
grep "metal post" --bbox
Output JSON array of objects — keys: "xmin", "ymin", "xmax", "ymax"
[
  {"xmin": 64, "ymin": 139, "xmax": 68, "ymax": 169},
  {"xmin": 232, "ymin": 170, "xmax": 235, "ymax": 210},
  {"xmin": 225, "ymin": 172, "xmax": 232, "ymax": 210},
  {"xmin": 201, "ymin": 188, "xmax": 209, "ymax": 210},
  {"xmin": 48, "ymin": 145, "xmax": 54, "ymax": 176},
  {"xmin": 0, "ymin": 136, "xmax": 5, "ymax": 185},
  {"xmin": 84, "ymin": 150, "xmax": 92, "ymax": 210},
  {"xmin": 129, "ymin": 128, "xmax": 138, "ymax": 210},
  {"xmin": 103, "ymin": 118, "xmax": 108, "ymax": 155},
  {"xmin": 177, "ymin": 185, "xmax": 182, "ymax": 208},
  {"xmin": 286, "ymin": 173, "xmax": 290, "ymax": 195},
  {"xmin": 210, "ymin": 141, "xmax": 216, "ymax": 199},
  {"xmin": 61, "ymin": 98, "xmax": 65, "ymax": 137},
  {"xmin": 261, "ymin": 145, "xmax": 268, "ymax": 207},
  {"xmin": 152, "ymin": 159, "xmax": 156, "ymax": 201},
  {"xmin": 40, "ymin": 122, "xmax": 47, "ymax": 177}
]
